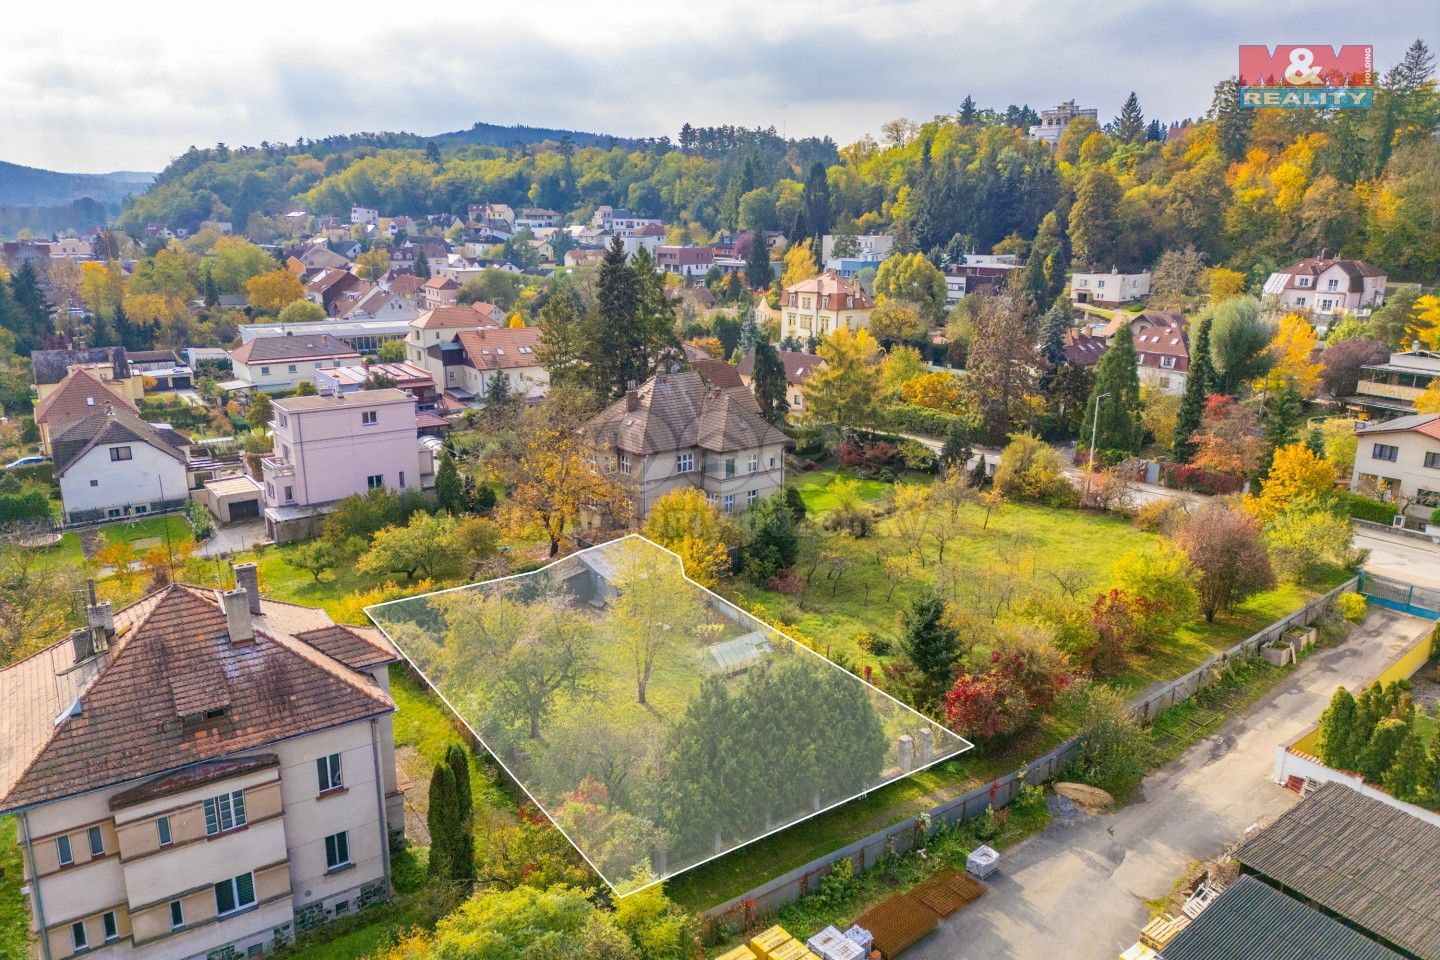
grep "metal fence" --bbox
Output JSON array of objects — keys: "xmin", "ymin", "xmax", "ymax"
[
  {"xmin": 1359, "ymin": 571, "xmax": 1440, "ymax": 619},
  {"xmin": 700, "ymin": 577, "xmax": 1357, "ymax": 926}
]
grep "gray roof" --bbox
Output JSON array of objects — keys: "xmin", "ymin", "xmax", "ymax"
[
  {"xmin": 231, "ymin": 333, "xmax": 360, "ymax": 365},
  {"xmin": 584, "ymin": 371, "xmax": 788, "ymax": 457},
  {"xmin": 32, "ymin": 346, "xmax": 128, "ymax": 385},
  {"xmin": 1162, "ymin": 876, "xmax": 1406, "ymax": 960},
  {"xmin": 1355, "ymin": 413, "xmax": 1440, "ymax": 435},
  {"xmin": 1234, "ymin": 782, "xmax": 1440, "ymax": 959},
  {"xmin": 51, "ymin": 408, "xmax": 188, "ymax": 476}
]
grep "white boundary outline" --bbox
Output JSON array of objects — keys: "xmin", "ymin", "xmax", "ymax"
[{"xmin": 366, "ymin": 533, "xmax": 973, "ymax": 897}]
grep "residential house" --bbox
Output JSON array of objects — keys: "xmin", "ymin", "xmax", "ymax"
[
  {"xmin": 467, "ymin": 203, "xmax": 514, "ymax": 229},
  {"xmin": 618, "ymin": 223, "xmax": 665, "ymax": 259},
  {"xmin": 1027, "ymin": 100, "xmax": 1099, "ymax": 147},
  {"xmin": 384, "ymin": 273, "xmax": 427, "ymax": 305},
  {"xmin": 33, "ymin": 347, "xmax": 144, "ymax": 404},
  {"xmin": 50, "ymin": 238, "xmax": 94, "ymax": 260},
  {"xmin": 261, "ymin": 388, "xmax": 435, "ymax": 542},
  {"xmin": 304, "ymin": 269, "xmax": 367, "ymax": 317},
  {"xmin": 239, "ymin": 319, "xmax": 410, "ymax": 357},
  {"xmin": 1061, "ymin": 329, "xmax": 1106, "ymax": 368},
  {"xmin": 1350, "ymin": 413, "xmax": 1440, "ymax": 519},
  {"xmin": 515, "ymin": 208, "xmax": 560, "ymax": 229},
  {"xmin": 337, "ymin": 287, "xmax": 420, "ymax": 325},
  {"xmin": 420, "ymin": 276, "xmax": 459, "ymax": 309},
  {"xmin": 581, "ymin": 371, "xmax": 789, "ymax": 519},
  {"xmin": 349, "ymin": 206, "xmax": 379, "ymax": 226},
  {"xmin": 655, "ymin": 246, "xmax": 714, "ymax": 278},
  {"xmin": 943, "ymin": 257, "xmax": 1022, "ymax": 305},
  {"xmin": 765, "ymin": 271, "xmax": 875, "ymax": 343},
  {"xmin": 1130, "ymin": 309, "xmax": 1190, "ymax": 395},
  {"xmin": 124, "ymin": 350, "xmax": 192, "ymax": 391},
  {"xmin": 404, "ymin": 305, "xmax": 503, "ymax": 375},
  {"xmin": 0, "ymin": 566, "xmax": 404, "ymax": 960},
  {"xmin": 33, "ymin": 369, "xmax": 140, "ymax": 456},
  {"xmin": 820, "ymin": 234, "xmax": 894, "ymax": 263},
  {"xmin": 736, "ymin": 348, "xmax": 825, "ymax": 415},
  {"xmin": 51, "ymin": 406, "xmax": 191, "ymax": 523},
  {"xmin": 292, "ymin": 242, "xmax": 351, "ymax": 274},
  {"xmin": 314, "ymin": 362, "xmax": 439, "ymax": 409},
  {"xmin": 1262, "ymin": 257, "xmax": 1387, "ymax": 325},
  {"xmin": 1349, "ymin": 350, "xmax": 1440, "ymax": 418},
  {"xmin": 564, "ymin": 245, "xmax": 607, "ymax": 267},
  {"xmin": 229, "ymin": 335, "xmax": 362, "ymax": 392},
  {"xmin": 592, "ymin": 207, "xmax": 663, "ymax": 233},
  {"xmin": 1070, "ymin": 269, "xmax": 1151, "ymax": 306},
  {"xmin": 419, "ymin": 327, "xmax": 546, "ymax": 405}
]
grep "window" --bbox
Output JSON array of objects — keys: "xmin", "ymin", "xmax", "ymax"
[
  {"xmin": 723, "ymin": 494, "xmax": 735, "ymax": 511},
  {"xmin": 1327, "ymin": 278, "xmax": 1339, "ymax": 291},
  {"xmin": 203, "ymin": 790, "xmax": 247, "ymax": 835},
  {"xmin": 675, "ymin": 453, "xmax": 694, "ymax": 474},
  {"xmin": 1373, "ymin": 443, "xmax": 1399, "ymax": 462},
  {"xmin": 156, "ymin": 816, "xmax": 172, "ymax": 847},
  {"xmin": 1321, "ymin": 299, "xmax": 1334, "ymax": 311},
  {"xmin": 102, "ymin": 911, "xmax": 117, "ymax": 942},
  {"xmin": 1160, "ymin": 356, "xmax": 1176, "ymax": 369},
  {"xmin": 109, "ymin": 446, "xmax": 132, "ymax": 462},
  {"xmin": 214, "ymin": 872, "xmax": 256, "ymax": 917},
  {"xmin": 618, "ymin": 453, "xmax": 631, "ymax": 475},
  {"xmin": 170, "ymin": 900, "xmax": 184, "ymax": 930},
  {"xmin": 279, "ymin": 413, "xmax": 288, "ymax": 427},
  {"xmin": 287, "ymin": 364, "xmax": 298, "ymax": 374},
  {"xmin": 1298, "ymin": 276, "xmax": 1312, "ymax": 288},
  {"xmin": 90, "ymin": 479, "xmax": 98, "ymax": 486},
  {"xmin": 770, "ymin": 456, "xmax": 778, "ymax": 469},
  {"xmin": 333, "ymin": 900, "xmax": 350, "ymax": 917},
  {"xmin": 747, "ymin": 489, "xmax": 758, "ymax": 505},
  {"xmin": 1097, "ymin": 279, "xmax": 1106, "ymax": 288},
  {"xmin": 398, "ymin": 471, "xmax": 406, "ymax": 488},
  {"xmin": 705, "ymin": 491, "xmax": 717, "ymax": 504},
  {"xmin": 88, "ymin": 826, "xmax": 104, "ymax": 857},
  {"xmin": 724, "ymin": 458, "xmax": 736, "ymax": 478},
  {"xmin": 367, "ymin": 474, "xmax": 383, "ymax": 490},
  {"xmin": 747, "ymin": 455, "xmax": 758, "ymax": 473},
  {"xmin": 283, "ymin": 485, "xmax": 293, "ymax": 503},
  {"xmin": 317, "ymin": 753, "xmax": 343, "ymax": 793},
  {"xmin": 281, "ymin": 444, "xmax": 289, "ymax": 460},
  {"xmin": 1295, "ymin": 296, "xmax": 1307, "ymax": 306},
  {"xmin": 72, "ymin": 922, "xmax": 87, "ymax": 951},
  {"xmin": 361, "ymin": 410, "xmax": 378, "ymax": 426},
  {"xmin": 1426, "ymin": 452, "xmax": 1440, "ymax": 470},
  {"xmin": 324, "ymin": 831, "xmax": 351, "ymax": 870},
  {"xmin": 260, "ymin": 366, "xmax": 271, "ymax": 376},
  {"xmin": 55, "ymin": 835, "xmax": 74, "ymax": 866}
]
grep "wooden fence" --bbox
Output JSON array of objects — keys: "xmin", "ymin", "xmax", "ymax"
[{"xmin": 700, "ymin": 576, "xmax": 1358, "ymax": 926}]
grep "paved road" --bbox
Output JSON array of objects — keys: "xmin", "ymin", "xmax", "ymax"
[
  {"xmin": 911, "ymin": 608, "xmax": 1434, "ymax": 960},
  {"xmin": 1355, "ymin": 526, "xmax": 1440, "ymax": 590}
]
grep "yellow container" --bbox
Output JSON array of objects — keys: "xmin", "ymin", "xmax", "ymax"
[
  {"xmin": 749, "ymin": 926, "xmax": 793, "ymax": 958},
  {"xmin": 769, "ymin": 941, "xmax": 810, "ymax": 960},
  {"xmin": 715, "ymin": 947, "xmax": 759, "ymax": 960}
]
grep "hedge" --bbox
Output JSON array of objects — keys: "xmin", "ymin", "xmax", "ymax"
[
  {"xmin": 0, "ymin": 486, "xmax": 51, "ymax": 522},
  {"xmin": 869, "ymin": 402, "xmax": 977, "ymax": 440},
  {"xmin": 6, "ymin": 462, "xmax": 55, "ymax": 488},
  {"xmin": 1336, "ymin": 491, "xmax": 1397, "ymax": 525}
]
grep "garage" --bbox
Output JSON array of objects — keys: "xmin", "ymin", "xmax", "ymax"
[
  {"xmin": 201, "ymin": 473, "xmax": 264, "ymax": 526},
  {"xmin": 227, "ymin": 497, "xmax": 260, "ymax": 521}
]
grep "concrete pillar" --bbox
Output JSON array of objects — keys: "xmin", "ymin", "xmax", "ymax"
[
  {"xmin": 918, "ymin": 727, "xmax": 934, "ymax": 765},
  {"xmin": 651, "ymin": 845, "xmax": 667, "ymax": 877},
  {"xmin": 898, "ymin": 734, "xmax": 914, "ymax": 774}
]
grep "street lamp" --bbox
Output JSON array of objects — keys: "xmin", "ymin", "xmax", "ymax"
[{"xmin": 1085, "ymin": 391, "xmax": 1111, "ymax": 502}]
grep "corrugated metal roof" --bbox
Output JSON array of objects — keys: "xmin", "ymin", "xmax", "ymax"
[
  {"xmin": 1162, "ymin": 876, "xmax": 1405, "ymax": 960},
  {"xmin": 1233, "ymin": 782, "xmax": 1440, "ymax": 959}
]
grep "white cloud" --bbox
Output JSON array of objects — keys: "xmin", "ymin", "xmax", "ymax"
[{"xmin": 1, "ymin": 0, "xmax": 1430, "ymax": 171}]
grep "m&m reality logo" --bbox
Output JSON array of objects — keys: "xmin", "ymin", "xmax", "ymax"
[{"xmin": 1238, "ymin": 44, "xmax": 1374, "ymax": 108}]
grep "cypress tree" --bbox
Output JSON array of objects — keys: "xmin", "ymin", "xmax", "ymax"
[
  {"xmin": 1319, "ymin": 687, "xmax": 1360, "ymax": 771},
  {"xmin": 898, "ymin": 589, "xmax": 960, "ymax": 703},
  {"xmin": 444, "ymin": 744, "xmax": 476, "ymax": 885},
  {"xmin": 744, "ymin": 231, "xmax": 773, "ymax": 291},
  {"xmin": 1382, "ymin": 728, "xmax": 1432, "ymax": 804},
  {"xmin": 751, "ymin": 339, "xmax": 789, "ymax": 425},
  {"xmin": 202, "ymin": 266, "xmax": 220, "ymax": 308},
  {"xmin": 434, "ymin": 449, "xmax": 462, "ymax": 513},
  {"xmin": 426, "ymin": 763, "xmax": 460, "ymax": 880},
  {"xmin": 8, "ymin": 261, "xmax": 51, "ymax": 354},
  {"xmin": 1173, "ymin": 316, "xmax": 1214, "ymax": 463},
  {"xmin": 412, "ymin": 250, "xmax": 431, "ymax": 279},
  {"xmin": 1360, "ymin": 718, "xmax": 1410, "ymax": 784},
  {"xmin": 1082, "ymin": 322, "xmax": 1144, "ymax": 458}
]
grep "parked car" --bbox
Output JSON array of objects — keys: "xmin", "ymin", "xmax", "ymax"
[{"xmin": 4, "ymin": 455, "xmax": 48, "ymax": 469}]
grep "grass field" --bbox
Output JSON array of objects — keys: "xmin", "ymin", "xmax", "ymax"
[
  {"xmin": 790, "ymin": 467, "xmax": 900, "ymax": 514},
  {"xmin": 0, "ymin": 818, "xmax": 27, "ymax": 958}
]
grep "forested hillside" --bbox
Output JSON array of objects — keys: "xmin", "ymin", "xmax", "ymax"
[
  {"xmin": 114, "ymin": 41, "xmax": 1439, "ymax": 282},
  {"xmin": 0, "ymin": 161, "xmax": 152, "ymax": 207}
]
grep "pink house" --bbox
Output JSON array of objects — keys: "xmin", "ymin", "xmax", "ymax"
[{"xmin": 261, "ymin": 388, "xmax": 435, "ymax": 542}]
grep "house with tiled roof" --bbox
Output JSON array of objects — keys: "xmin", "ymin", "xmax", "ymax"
[
  {"xmin": 33, "ymin": 368, "xmax": 140, "ymax": 456},
  {"xmin": 764, "ymin": 270, "xmax": 875, "ymax": 344},
  {"xmin": 229, "ymin": 335, "xmax": 362, "ymax": 392},
  {"xmin": 1349, "ymin": 350, "xmax": 1440, "ymax": 417},
  {"xmin": 1263, "ymin": 257, "xmax": 1387, "ymax": 325},
  {"xmin": 1130, "ymin": 309, "xmax": 1190, "ymax": 395},
  {"xmin": 419, "ymin": 275, "xmax": 459, "ymax": 309},
  {"xmin": 32, "ymin": 346, "xmax": 144, "ymax": 404},
  {"xmin": 1351, "ymin": 413, "xmax": 1440, "ymax": 519},
  {"xmin": 581, "ymin": 370, "xmax": 788, "ymax": 518},
  {"xmin": 737, "ymin": 348, "xmax": 826, "ymax": 414},
  {"xmin": 1069, "ymin": 268, "xmax": 1151, "ymax": 306},
  {"xmin": 0, "ymin": 565, "xmax": 403, "ymax": 960},
  {"xmin": 304, "ymin": 269, "xmax": 366, "ymax": 317},
  {"xmin": 51, "ymin": 406, "xmax": 191, "ymax": 524},
  {"xmin": 1061, "ymin": 329, "xmax": 1106, "ymax": 368}
]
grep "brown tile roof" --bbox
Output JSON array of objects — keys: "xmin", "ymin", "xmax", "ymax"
[
  {"xmin": 50, "ymin": 407, "xmax": 189, "ymax": 476},
  {"xmin": 0, "ymin": 585, "xmax": 394, "ymax": 813},
  {"xmin": 422, "ymin": 276, "xmax": 458, "ymax": 292},
  {"xmin": 230, "ymin": 333, "xmax": 362, "ymax": 365},
  {"xmin": 388, "ymin": 274, "xmax": 426, "ymax": 296},
  {"xmin": 1277, "ymin": 258, "xmax": 1386, "ymax": 292},
  {"xmin": 305, "ymin": 267, "xmax": 357, "ymax": 296},
  {"xmin": 1131, "ymin": 311, "xmax": 1190, "ymax": 374},
  {"xmin": 109, "ymin": 755, "xmax": 280, "ymax": 810},
  {"xmin": 411, "ymin": 304, "xmax": 502, "ymax": 330},
  {"xmin": 1234, "ymin": 782, "xmax": 1440, "ymax": 960},
  {"xmin": 1062, "ymin": 329, "xmax": 1107, "ymax": 367},
  {"xmin": 736, "ymin": 348, "xmax": 825, "ymax": 386},
  {"xmin": 454, "ymin": 327, "xmax": 542, "ymax": 371},
  {"xmin": 33, "ymin": 368, "xmax": 137, "ymax": 427},
  {"xmin": 781, "ymin": 270, "xmax": 874, "ymax": 311},
  {"xmin": 294, "ymin": 625, "xmax": 399, "ymax": 670},
  {"xmin": 690, "ymin": 359, "xmax": 743, "ymax": 389},
  {"xmin": 584, "ymin": 371, "xmax": 788, "ymax": 456}
]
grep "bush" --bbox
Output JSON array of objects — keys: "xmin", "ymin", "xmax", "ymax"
[
  {"xmin": 6, "ymin": 461, "xmax": 55, "ymax": 488},
  {"xmin": 1132, "ymin": 498, "xmax": 1187, "ymax": 534},
  {"xmin": 872, "ymin": 401, "xmax": 977, "ymax": 439},
  {"xmin": 898, "ymin": 439, "xmax": 937, "ymax": 472},
  {"xmin": 993, "ymin": 435, "xmax": 1073, "ymax": 505},
  {"xmin": 0, "ymin": 484, "xmax": 50, "ymax": 522},
  {"xmin": 1158, "ymin": 462, "xmax": 1241, "ymax": 495},
  {"xmin": 186, "ymin": 499, "xmax": 214, "ymax": 541},
  {"xmin": 1336, "ymin": 491, "xmax": 1398, "ymax": 525},
  {"xmin": 1336, "ymin": 592, "xmax": 1368, "ymax": 622}
]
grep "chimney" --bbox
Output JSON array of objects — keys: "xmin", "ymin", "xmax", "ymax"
[
  {"xmin": 233, "ymin": 562, "xmax": 261, "ymax": 614},
  {"xmin": 221, "ymin": 589, "xmax": 254, "ymax": 644},
  {"xmin": 71, "ymin": 627, "xmax": 96, "ymax": 664},
  {"xmin": 625, "ymin": 389, "xmax": 640, "ymax": 412}
]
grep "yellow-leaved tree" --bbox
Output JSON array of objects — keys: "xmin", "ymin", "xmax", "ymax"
[
  {"xmin": 1409, "ymin": 294, "xmax": 1440, "ymax": 351},
  {"xmin": 245, "ymin": 269, "xmax": 305, "ymax": 313},
  {"xmin": 1246, "ymin": 442, "xmax": 1338, "ymax": 520},
  {"xmin": 1260, "ymin": 313, "xmax": 1321, "ymax": 397},
  {"xmin": 500, "ymin": 420, "xmax": 633, "ymax": 557},
  {"xmin": 780, "ymin": 239, "xmax": 820, "ymax": 288},
  {"xmin": 642, "ymin": 487, "xmax": 731, "ymax": 587},
  {"xmin": 802, "ymin": 326, "xmax": 881, "ymax": 434}
]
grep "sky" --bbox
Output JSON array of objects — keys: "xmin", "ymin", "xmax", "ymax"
[{"xmin": 2, "ymin": 0, "xmax": 1436, "ymax": 174}]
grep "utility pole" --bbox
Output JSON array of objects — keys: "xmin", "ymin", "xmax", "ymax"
[{"xmin": 1086, "ymin": 391, "xmax": 1111, "ymax": 502}]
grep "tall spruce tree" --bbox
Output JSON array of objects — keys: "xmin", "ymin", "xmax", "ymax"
[
  {"xmin": 958, "ymin": 95, "xmax": 978, "ymax": 125},
  {"xmin": 898, "ymin": 589, "xmax": 960, "ymax": 705},
  {"xmin": 112, "ymin": 301, "xmax": 134, "ymax": 350},
  {"xmin": 744, "ymin": 230, "xmax": 773, "ymax": 290},
  {"xmin": 434, "ymin": 449, "xmax": 462, "ymax": 513},
  {"xmin": 1209, "ymin": 78, "xmax": 1253, "ymax": 164},
  {"xmin": 1082, "ymin": 322, "xmax": 1144, "ymax": 457},
  {"xmin": 412, "ymin": 251, "xmax": 431, "ymax": 279},
  {"xmin": 426, "ymin": 763, "xmax": 461, "ymax": 880},
  {"xmin": 1113, "ymin": 92, "xmax": 1146, "ymax": 144},
  {"xmin": 591, "ymin": 236, "xmax": 643, "ymax": 398},
  {"xmin": 1172, "ymin": 315, "xmax": 1214, "ymax": 463},
  {"xmin": 8, "ymin": 262, "xmax": 51, "ymax": 354},
  {"xmin": 1039, "ymin": 303, "xmax": 1068, "ymax": 370},
  {"xmin": 751, "ymin": 339, "xmax": 789, "ymax": 425}
]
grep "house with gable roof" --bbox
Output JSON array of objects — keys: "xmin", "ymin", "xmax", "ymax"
[
  {"xmin": 51, "ymin": 406, "xmax": 192, "ymax": 524},
  {"xmin": 1263, "ymin": 256, "xmax": 1387, "ymax": 325}
]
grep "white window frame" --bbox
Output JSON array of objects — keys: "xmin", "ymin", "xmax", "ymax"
[
  {"xmin": 675, "ymin": 452, "xmax": 694, "ymax": 474},
  {"xmin": 56, "ymin": 835, "xmax": 72, "ymax": 866},
  {"xmin": 317, "ymin": 753, "xmax": 343, "ymax": 793},
  {"xmin": 747, "ymin": 455, "xmax": 758, "ymax": 473},
  {"xmin": 102, "ymin": 911, "xmax": 118, "ymax": 943},
  {"xmin": 367, "ymin": 474, "xmax": 384, "ymax": 490},
  {"xmin": 157, "ymin": 816, "xmax": 172, "ymax": 846},
  {"xmin": 214, "ymin": 872, "xmax": 256, "ymax": 918},
  {"xmin": 170, "ymin": 900, "xmax": 185, "ymax": 930},
  {"xmin": 361, "ymin": 410, "xmax": 378, "ymax": 426},
  {"xmin": 72, "ymin": 922, "xmax": 87, "ymax": 951},
  {"xmin": 87, "ymin": 825, "xmax": 104, "ymax": 857},
  {"xmin": 325, "ymin": 831, "xmax": 351, "ymax": 871},
  {"xmin": 203, "ymin": 790, "xmax": 247, "ymax": 836},
  {"xmin": 723, "ymin": 494, "xmax": 735, "ymax": 511}
]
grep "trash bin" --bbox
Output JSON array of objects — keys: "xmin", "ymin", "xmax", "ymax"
[{"xmin": 966, "ymin": 844, "xmax": 999, "ymax": 879}]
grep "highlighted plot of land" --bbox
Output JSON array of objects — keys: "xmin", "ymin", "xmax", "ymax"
[{"xmin": 367, "ymin": 535, "xmax": 970, "ymax": 895}]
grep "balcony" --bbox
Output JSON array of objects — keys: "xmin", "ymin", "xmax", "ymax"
[{"xmin": 261, "ymin": 456, "xmax": 295, "ymax": 482}]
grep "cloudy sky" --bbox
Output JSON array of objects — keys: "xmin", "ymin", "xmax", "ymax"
[{"xmin": 2, "ymin": 0, "xmax": 1435, "ymax": 173}]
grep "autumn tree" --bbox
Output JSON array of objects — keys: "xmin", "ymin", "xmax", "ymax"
[
  {"xmin": 874, "ymin": 252, "xmax": 948, "ymax": 323},
  {"xmin": 869, "ymin": 299, "xmax": 928, "ymax": 345},
  {"xmin": 967, "ymin": 290, "xmax": 1039, "ymax": 442},
  {"xmin": 502, "ymin": 416, "xmax": 632, "ymax": 557},
  {"xmin": 1190, "ymin": 395, "xmax": 1264, "ymax": 477},
  {"xmin": 780, "ymin": 239, "xmax": 819, "ymax": 288},
  {"xmin": 1068, "ymin": 167, "xmax": 1122, "ymax": 270},
  {"xmin": 245, "ymin": 269, "xmax": 304, "ymax": 313},
  {"xmin": 643, "ymin": 487, "xmax": 731, "ymax": 587},
  {"xmin": 1174, "ymin": 503, "xmax": 1276, "ymax": 622},
  {"xmin": 1319, "ymin": 337, "xmax": 1390, "ymax": 398},
  {"xmin": 359, "ymin": 512, "xmax": 459, "ymax": 581},
  {"xmin": 1207, "ymin": 297, "xmax": 1275, "ymax": 394},
  {"xmin": 802, "ymin": 326, "xmax": 881, "ymax": 435},
  {"xmin": 1249, "ymin": 442, "xmax": 1338, "ymax": 521},
  {"xmin": 1260, "ymin": 313, "xmax": 1322, "ymax": 397}
]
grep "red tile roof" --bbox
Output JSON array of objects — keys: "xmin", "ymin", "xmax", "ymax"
[
  {"xmin": 781, "ymin": 270, "xmax": 874, "ymax": 311},
  {"xmin": 411, "ymin": 304, "xmax": 502, "ymax": 330},
  {"xmin": 33, "ymin": 368, "xmax": 137, "ymax": 427},
  {"xmin": 454, "ymin": 327, "xmax": 543, "ymax": 371}
]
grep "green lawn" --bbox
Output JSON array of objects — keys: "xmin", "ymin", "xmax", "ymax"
[
  {"xmin": 0, "ymin": 818, "xmax": 28, "ymax": 959},
  {"xmin": 790, "ymin": 467, "xmax": 904, "ymax": 514},
  {"xmin": 99, "ymin": 513, "xmax": 193, "ymax": 551}
]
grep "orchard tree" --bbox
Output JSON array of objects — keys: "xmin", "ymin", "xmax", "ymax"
[
  {"xmin": 1174, "ymin": 503, "xmax": 1276, "ymax": 622},
  {"xmin": 359, "ymin": 512, "xmax": 458, "ymax": 581}
]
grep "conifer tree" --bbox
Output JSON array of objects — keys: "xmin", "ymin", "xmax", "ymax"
[
  {"xmin": 969, "ymin": 454, "xmax": 988, "ymax": 488},
  {"xmin": 1173, "ymin": 316, "xmax": 1214, "ymax": 463},
  {"xmin": 958, "ymin": 95, "xmax": 978, "ymax": 125},
  {"xmin": 8, "ymin": 261, "xmax": 51, "ymax": 354},
  {"xmin": 426, "ymin": 763, "xmax": 460, "ymax": 880},
  {"xmin": 1068, "ymin": 168, "xmax": 1122, "ymax": 271},
  {"xmin": 745, "ymin": 230, "xmax": 773, "ymax": 291},
  {"xmin": 413, "ymin": 251, "xmax": 431, "ymax": 279},
  {"xmin": 445, "ymin": 744, "xmax": 476, "ymax": 885},
  {"xmin": 1082, "ymin": 322, "xmax": 1144, "ymax": 457},
  {"xmin": 112, "ymin": 301, "xmax": 134, "ymax": 350},
  {"xmin": 898, "ymin": 589, "xmax": 960, "ymax": 705},
  {"xmin": 435, "ymin": 449, "xmax": 462, "ymax": 514},
  {"xmin": 1383, "ymin": 728, "xmax": 1432, "ymax": 804},
  {"xmin": 1319, "ymin": 686, "xmax": 1360, "ymax": 771},
  {"xmin": 1209, "ymin": 79, "xmax": 1253, "ymax": 164},
  {"xmin": 751, "ymin": 339, "xmax": 789, "ymax": 425},
  {"xmin": 1359, "ymin": 717, "xmax": 1410, "ymax": 783},
  {"xmin": 1113, "ymin": 92, "xmax": 1146, "ymax": 145},
  {"xmin": 1039, "ymin": 303, "xmax": 1068, "ymax": 370}
]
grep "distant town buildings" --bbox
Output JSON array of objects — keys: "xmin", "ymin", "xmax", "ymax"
[{"xmin": 1027, "ymin": 100, "xmax": 1099, "ymax": 147}]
